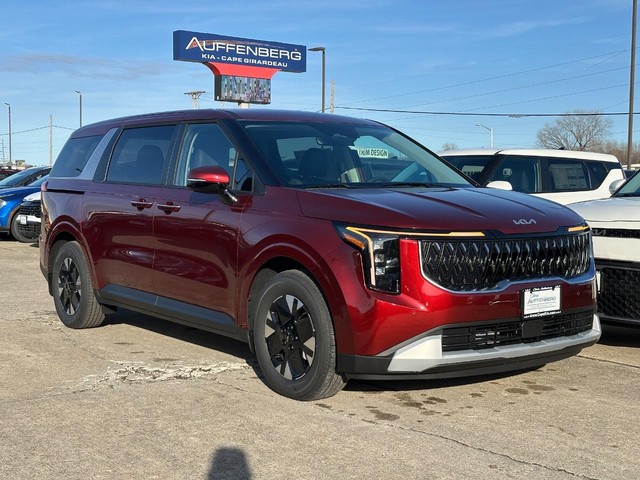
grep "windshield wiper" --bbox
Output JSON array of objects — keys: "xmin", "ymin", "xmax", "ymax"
[
  {"xmin": 304, "ymin": 183, "xmax": 353, "ymax": 189},
  {"xmin": 377, "ymin": 181, "xmax": 451, "ymax": 188}
]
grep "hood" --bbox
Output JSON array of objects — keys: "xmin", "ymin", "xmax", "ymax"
[
  {"xmin": 568, "ymin": 196, "xmax": 640, "ymax": 223},
  {"xmin": 0, "ymin": 185, "xmax": 42, "ymax": 199},
  {"xmin": 296, "ymin": 186, "xmax": 583, "ymax": 235}
]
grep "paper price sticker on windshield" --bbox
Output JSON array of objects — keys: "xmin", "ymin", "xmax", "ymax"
[{"xmin": 522, "ymin": 286, "xmax": 561, "ymax": 318}]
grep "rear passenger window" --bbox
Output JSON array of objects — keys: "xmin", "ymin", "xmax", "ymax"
[
  {"xmin": 51, "ymin": 135, "xmax": 102, "ymax": 178},
  {"xmin": 584, "ymin": 161, "xmax": 608, "ymax": 188},
  {"xmin": 107, "ymin": 125, "xmax": 176, "ymax": 185},
  {"xmin": 547, "ymin": 159, "xmax": 589, "ymax": 191}
]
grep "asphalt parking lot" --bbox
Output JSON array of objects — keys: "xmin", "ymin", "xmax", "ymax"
[{"xmin": 1, "ymin": 238, "xmax": 639, "ymax": 480}]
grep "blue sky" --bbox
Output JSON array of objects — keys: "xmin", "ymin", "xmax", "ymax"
[{"xmin": 0, "ymin": 0, "xmax": 635, "ymax": 166}]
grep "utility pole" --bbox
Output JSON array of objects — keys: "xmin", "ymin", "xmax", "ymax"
[
  {"xmin": 4, "ymin": 103, "xmax": 12, "ymax": 167},
  {"xmin": 185, "ymin": 91, "xmax": 206, "ymax": 109},
  {"xmin": 50, "ymin": 114, "xmax": 53, "ymax": 166},
  {"xmin": 330, "ymin": 80, "xmax": 335, "ymax": 113},
  {"xmin": 75, "ymin": 91, "xmax": 83, "ymax": 127},
  {"xmin": 628, "ymin": 0, "xmax": 637, "ymax": 168}
]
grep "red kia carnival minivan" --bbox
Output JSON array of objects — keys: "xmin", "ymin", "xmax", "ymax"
[{"xmin": 40, "ymin": 109, "xmax": 600, "ymax": 400}]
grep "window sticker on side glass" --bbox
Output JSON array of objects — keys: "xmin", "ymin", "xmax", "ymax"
[{"xmin": 522, "ymin": 286, "xmax": 561, "ymax": 318}]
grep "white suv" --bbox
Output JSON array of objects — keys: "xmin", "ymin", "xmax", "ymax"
[
  {"xmin": 568, "ymin": 171, "xmax": 640, "ymax": 326},
  {"xmin": 440, "ymin": 149, "xmax": 624, "ymax": 205}
]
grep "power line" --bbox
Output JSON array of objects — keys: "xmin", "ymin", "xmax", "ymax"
[
  {"xmin": 394, "ymin": 66, "xmax": 628, "ymax": 110},
  {"xmin": 0, "ymin": 125, "xmax": 74, "ymax": 136},
  {"xmin": 342, "ymin": 49, "xmax": 631, "ymax": 106},
  {"xmin": 335, "ymin": 106, "xmax": 639, "ymax": 117}
]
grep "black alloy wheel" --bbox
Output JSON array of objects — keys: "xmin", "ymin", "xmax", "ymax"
[
  {"xmin": 57, "ymin": 256, "xmax": 82, "ymax": 316},
  {"xmin": 52, "ymin": 241, "xmax": 105, "ymax": 329},
  {"xmin": 265, "ymin": 293, "xmax": 317, "ymax": 380},
  {"xmin": 252, "ymin": 270, "xmax": 346, "ymax": 401}
]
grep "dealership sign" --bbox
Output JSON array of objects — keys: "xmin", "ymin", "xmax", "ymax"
[{"xmin": 173, "ymin": 30, "xmax": 307, "ymax": 74}]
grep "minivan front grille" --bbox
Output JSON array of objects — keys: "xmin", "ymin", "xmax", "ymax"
[
  {"xmin": 420, "ymin": 232, "xmax": 591, "ymax": 291},
  {"xmin": 598, "ymin": 267, "xmax": 640, "ymax": 320},
  {"xmin": 592, "ymin": 228, "xmax": 640, "ymax": 239},
  {"xmin": 442, "ymin": 309, "xmax": 594, "ymax": 352}
]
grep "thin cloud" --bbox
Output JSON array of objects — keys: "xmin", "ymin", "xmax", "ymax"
[{"xmin": 0, "ymin": 54, "xmax": 171, "ymax": 80}]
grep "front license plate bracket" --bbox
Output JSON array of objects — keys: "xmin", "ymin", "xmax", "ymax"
[{"xmin": 522, "ymin": 286, "xmax": 561, "ymax": 319}]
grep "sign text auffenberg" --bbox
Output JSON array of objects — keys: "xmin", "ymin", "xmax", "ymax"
[{"xmin": 173, "ymin": 30, "xmax": 307, "ymax": 73}]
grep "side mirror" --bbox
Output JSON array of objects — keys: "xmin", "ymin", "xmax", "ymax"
[
  {"xmin": 608, "ymin": 178, "xmax": 626, "ymax": 195},
  {"xmin": 187, "ymin": 166, "xmax": 237, "ymax": 202},
  {"xmin": 486, "ymin": 180, "xmax": 513, "ymax": 191}
]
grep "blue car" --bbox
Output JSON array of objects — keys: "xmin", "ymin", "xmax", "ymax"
[{"xmin": 0, "ymin": 175, "xmax": 48, "ymax": 240}]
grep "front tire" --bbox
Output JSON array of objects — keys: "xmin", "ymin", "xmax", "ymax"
[
  {"xmin": 252, "ymin": 270, "xmax": 346, "ymax": 400},
  {"xmin": 10, "ymin": 214, "xmax": 38, "ymax": 243},
  {"xmin": 51, "ymin": 241, "xmax": 105, "ymax": 329}
]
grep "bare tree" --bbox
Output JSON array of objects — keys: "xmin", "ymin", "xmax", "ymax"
[
  {"xmin": 441, "ymin": 142, "xmax": 458, "ymax": 151},
  {"xmin": 536, "ymin": 111, "xmax": 612, "ymax": 151},
  {"xmin": 599, "ymin": 140, "xmax": 640, "ymax": 165}
]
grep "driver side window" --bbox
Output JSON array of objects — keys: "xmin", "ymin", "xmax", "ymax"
[{"xmin": 175, "ymin": 123, "xmax": 235, "ymax": 186}]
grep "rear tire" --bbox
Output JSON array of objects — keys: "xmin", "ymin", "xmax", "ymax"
[
  {"xmin": 51, "ymin": 241, "xmax": 105, "ymax": 329},
  {"xmin": 252, "ymin": 270, "xmax": 346, "ymax": 400}
]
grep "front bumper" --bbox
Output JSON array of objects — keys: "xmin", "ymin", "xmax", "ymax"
[{"xmin": 337, "ymin": 313, "xmax": 600, "ymax": 380}]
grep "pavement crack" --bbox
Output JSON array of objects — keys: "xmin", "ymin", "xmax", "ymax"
[
  {"xmin": 316, "ymin": 407, "xmax": 600, "ymax": 480},
  {"xmin": 74, "ymin": 361, "xmax": 250, "ymax": 391},
  {"xmin": 577, "ymin": 353, "xmax": 640, "ymax": 370}
]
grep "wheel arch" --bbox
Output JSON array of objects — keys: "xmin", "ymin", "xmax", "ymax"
[
  {"xmin": 44, "ymin": 221, "xmax": 90, "ymax": 296},
  {"xmin": 245, "ymin": 257, "xmax": 313, "ymax": 353},
  {"xmin": 244, "ymin": 252, "xmax": 348, "ymax": 355}
]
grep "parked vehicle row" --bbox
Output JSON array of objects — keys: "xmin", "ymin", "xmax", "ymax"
[
  {"xmin": 0, "ymin": 169, "xmax": 49, "ymax": 243},
  {"xmin": 439, "ymin": 148, "xmax": 624, "ymax": 204},
  {"xmin": 0, "ymin": 167, "xmax": 20, "ymax": 180},
  {"xmin": 39, "ymin": 109, "xmax": 600, "ymax": 400}
]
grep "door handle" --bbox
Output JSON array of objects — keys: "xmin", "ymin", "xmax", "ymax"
[
  {"xmin": 157, "ymin": 202, "xmax": 181, "ymax": 213},
  {"xmin": 131, "ymin": 199, "xmax": 153, "ymax": 210}
]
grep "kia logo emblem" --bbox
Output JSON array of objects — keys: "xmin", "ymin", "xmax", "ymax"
[{"xmin": 513, "ymin": 219, "xmax": 537, "ymax": 225}]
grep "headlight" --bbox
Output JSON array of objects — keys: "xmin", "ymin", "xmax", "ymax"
[
  {"xmin": 336, "ymin": 224, "xmax": 400, "ymax": 294},
  {"xmin": 0, "ymin": 199, "xmax": 6, "ymax": 209},
  {"xmin": 23, "ymin": 191, "xmax": 41, "ymax": 202}
]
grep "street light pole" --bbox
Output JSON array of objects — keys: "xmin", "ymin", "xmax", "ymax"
[
  {"xmin": 309, "ymin": 46, "xmax": 326, "ymax": 113},
  {"xmin": 476, "ymin": 123, "xmax": 494, "ymax": 148},
  {"xmin": 4, "ymin": 103, "xmax": 11, "ymax": 166},
  {"xmin": 627, "ymin": 0, "xmax": 637, "ymax": 169},
  {"xmin": 75, "ymin": 91, "xmax": 83, "ymax": 127}
]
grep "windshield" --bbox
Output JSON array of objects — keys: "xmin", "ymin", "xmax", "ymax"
[
  {"xmin": 614, "ymin": 170, "xmax": 640, "ymax": 196},
  {"xmin": 239, "ymin": 121, "xmax": 471, "ymax": 188},
  {"xmin": 0, "ymin": 168, "xmax": 42, "ymax": 187},
  {"xmin": 28, "ymin": 175, "xmax": 48, "ymax": 187},
  {"xmin": 442, "ymin": 155, "xmax": 494, "ymax": 182}
]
